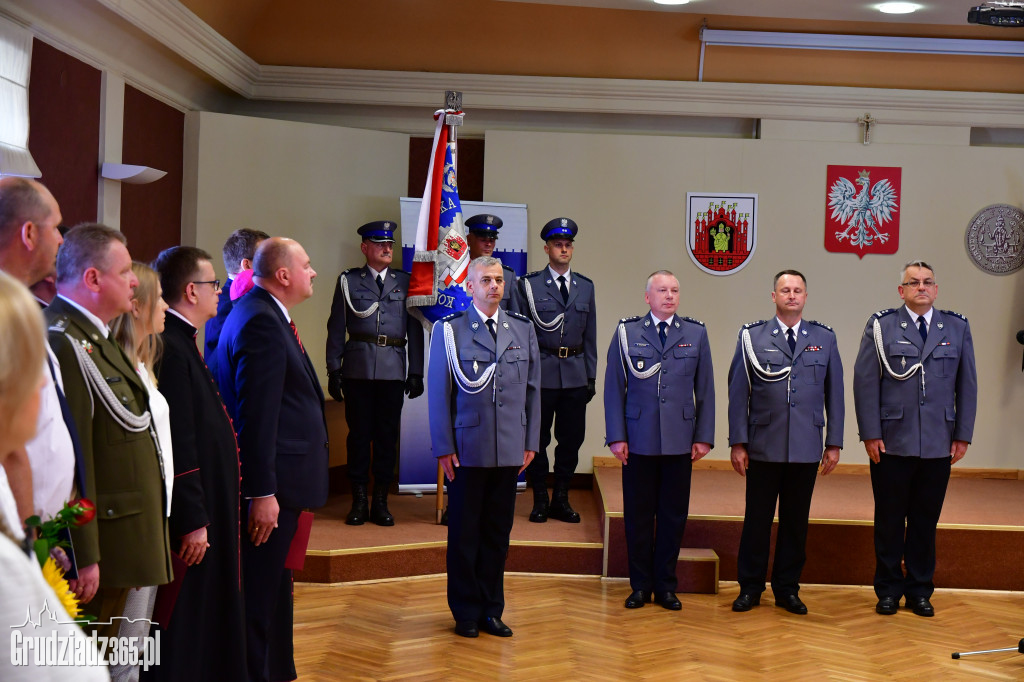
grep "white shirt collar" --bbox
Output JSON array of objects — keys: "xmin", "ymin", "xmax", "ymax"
[
  {"xmin": 257, "ymin": 285, "xmax": 290, "ymax": 323},
  {"xmin": 473, "ymin": 304, "xmax": 500, "ymax": 325},
  {"xmin": 57, "ymin": 294, "xmax": 109, "ymax": 338},
  {"xmin": 548, "ymin": 266, "xmax": 571, "ymax": 288},
  {"xmin": 776, "ymin": 317, "xmax": 801, "ymax": 337},
  {"xmin": 904, "ymin": 305, "xmax": 933, "ymax": 329},
  {"xmin": 649, "ymin": 312, "xmax": 675, "ymax": 328},
  {"xmin": 366, "ymin": 265, "xmax": 388, "ymax": 282},
  {"xmin": 167, "ymin": 307, "xmax": 196, "ymax": 330}
]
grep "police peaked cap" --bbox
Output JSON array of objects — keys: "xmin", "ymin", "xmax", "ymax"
[
  {"xmin": 465, "ymin": 214, "xmax": 504, "ymax": 238},
  {"xmin": 541, "ymin": 217, "xmax": 578, "ymax": 241},
  {"xmin": 357, "ymin": 220, "xmax": 396, "ymax": 243}
]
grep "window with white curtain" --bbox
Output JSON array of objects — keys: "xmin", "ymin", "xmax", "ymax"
[{"xmin": 0, "ymin": 15, "xmax": 40, "ymax": 178}]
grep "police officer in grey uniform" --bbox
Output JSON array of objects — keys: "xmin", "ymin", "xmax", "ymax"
[
  {"xmin": 326, "ymin": 221, "xmax": 425, "ymax": 526},
  {"xmin": 728, "ymin": 270, "xmax": 844, "ymax": 616},
  {"xmin": 518, "ymin": 218, "xmax": 597, "ymax": 523},
  {"xmin": 853, "ymin": 260, "xmax": 976, "ymax": 618},
  {"xmin": 465, "ymin": 214, "xmax": 517, "ymax": 312},
  {"xmin": 428, "ymin": 256, "xmax": 540, "ymax": 639},
  {"xmin": 604, "ymin": 270, "xmax": 714, "ymax": 611}
]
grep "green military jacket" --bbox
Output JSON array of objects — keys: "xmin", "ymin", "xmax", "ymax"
[{"xmin": 46, "ymin": 296, "xmax": 172, "ymax": 589}]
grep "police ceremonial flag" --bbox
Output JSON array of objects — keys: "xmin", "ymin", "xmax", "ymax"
[{"xmin": 407, "ymin": 110, "xmax": 472, "ymax": 326}]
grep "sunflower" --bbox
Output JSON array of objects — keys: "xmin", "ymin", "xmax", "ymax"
[{"xmin": 41, "ymin": 557, "xmax": 81, "ymax": 621}]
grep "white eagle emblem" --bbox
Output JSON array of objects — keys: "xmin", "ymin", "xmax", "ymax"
[{"xmin": 828, "ymin": 170, "xmax": 898, "ymax": 248}]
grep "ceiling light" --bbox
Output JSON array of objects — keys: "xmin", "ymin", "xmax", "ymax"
[
  {"xmin": 877, "ymin": 2, "xmax": 922, "ymax": 13},
  {"xmin": 653, "ymin": 0, "xmax": 691, "ymax": 5}
]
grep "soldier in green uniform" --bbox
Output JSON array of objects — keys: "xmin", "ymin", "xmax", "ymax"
[{"xmin": 46, "ymin": 224, "xmax": 172, "ymax": 636}]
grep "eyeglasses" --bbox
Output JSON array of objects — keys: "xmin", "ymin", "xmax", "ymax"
[
  {"xmin": 901, "ymin": 279, "xmax": 936, "ymax": 289},
  {"xmin": 192, "ymin": 279, "xmax": 221, "ymax": 290}
]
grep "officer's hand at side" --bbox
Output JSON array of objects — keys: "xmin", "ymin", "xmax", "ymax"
[
  {"xmin": 439, "ymin": 453, "xmax": 459, "ymax": 481},
  {"xmin": 691, "ymin": 442, "xmax": 711, "ymax": 461},
  {"xmin": 951, "ymin": 440, "xmax": 969, "ymax": 465},
  {"xmin": 405, "ymin": 374, "xmax": 424, "ymax": 400},
  {"xmin": 327, "ymin": 370, "xmax": 344, "ymax": 402},
  {"xmin": 819, "ymin": 446, "xmax": 840, "ymax": 475},
  {"xmin": 609, "ymin": 441, "xmax": 629, "ymax": 464},
  {"xmin": 585, "ymin": 378, "xmax": 596, "ymax": 404},
  {"xmin": 519, "ymin": 450, "xmax": 535, "ymax": 476},
  {"xmin": 863, "ymin": 439, "xmax": 884, "ymax": 464},
  {"xmin": 69, "ymin": 563, "xmax": 99, "ymax": 604},
  {"xmin": 730, "ymin": 444, "xmax": 748, "ymax": 476}
]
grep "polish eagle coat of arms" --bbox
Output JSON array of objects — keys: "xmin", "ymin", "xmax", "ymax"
[{"xmin": 824, "ymin": 165, "xmax": 901, "ymax": 258}]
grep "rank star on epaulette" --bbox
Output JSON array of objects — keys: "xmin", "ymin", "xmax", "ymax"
[
  {"xmin": 507, "ymin": 311, "xmax": 531, "ymax": 322},
  {"xmin": 682, "ymin": 316, "xmax": 705, "ymax": 326},
  {"xmin": 620, "ymin": 315, "xmax": 641, "ymax": 323},
  {"xmin": 942, "ymin": 309, "xmax": 967, "ymax": 321},
  {"xmin": 743, "ymin": 320, "xmax": 767, "ymax": 329},
  {"xmin": 874, "ymin": 308, "xmax": 896, "ymax": 318},
  {"xmin": 808, "ymin": 320, "xmax": 833, "ymax": 331}
]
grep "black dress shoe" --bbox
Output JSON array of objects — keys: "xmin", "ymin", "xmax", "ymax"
[
  {"xmin": 454, "ymin": 621, "xmax": 478, "ymax": 638},
  {"xmin": 907, "ymin": 596, "xmax": 934, "ymax": 617},
  {"xmin": 529, "ymin": 488, "xmax": 549, "ymax": 523},
  {"xmin": 732, "ymin": 593, "xmax": 761, "ymax": 612},
  {"xmin": 479, "ymin": 616, "xmax": 513, "ymax": 637},
  {"xmin": 548, "ymin": 486, "xmax": 581, "ymax": 523},
  {"xmin": 875, "ymin": 596, "xmax": 899, "ymax": 615},
  {"xmin": 775, "ymin": 594, "xmax": 808, "ymax": 615},
  {"xmin": 624, "ymin": 590, "xmax": 651, "ymax": 609},
  {"xmin": 654, "ymin": 591, "xmax": 682, "ymax": 611}
]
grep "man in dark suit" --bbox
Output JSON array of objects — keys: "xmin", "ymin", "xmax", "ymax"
[
  {"xmin": 428, "ymin": 256, "xmax": 540, "ymax": 638},
  {"xmin": 728, "ymin": 270, "xmax": 844, "ymax": 615},
  {"xmin": 46, "ymin": 224, "xmax": 172, "ymax": 634},
  {"xmin": 325, "ymin": 221, "xmax": 423, "ymax": 526},
  {"xmin": 211, "ymin": 237, "xmax": 329, "ymax": 681},
  {"xmin": 205, "ymin": 228, "xmax": 269, "ymax": 357},
  {"xmin": 151, "ymin": 245, "xmax": 246, "ymax": 680},
  {"xmin": 854, "ymin": 260, "xmax": 977, "ymax": 618},
  {"xmin": 604, "ymin": 270, "xmax": 714, "ymax": 611},
  {"xmin": 518, "ymin": 217, "xmax": 597, "ymax": 523}
]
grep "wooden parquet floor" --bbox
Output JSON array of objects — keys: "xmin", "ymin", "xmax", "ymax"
[{"xmin": 294, "ymin": 576, "xmax": 1024, "ymax": 681}]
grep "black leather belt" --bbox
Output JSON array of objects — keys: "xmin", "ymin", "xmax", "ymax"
[
  {"xmin": 539, "ymin": 345, "xmax": 584, "ymax": 358},
  {"xmin": 349, "ymin": 333, "xmax": 407, "ymax": 347}
]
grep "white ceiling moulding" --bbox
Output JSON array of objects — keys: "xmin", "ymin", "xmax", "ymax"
[
  {"xmin": 698, "ymin": 28, "xmax": 1024, "ymax": 81},
  {"xmin": 249, "ymin": 66, "xmax": 1024, "ymax": 130}
]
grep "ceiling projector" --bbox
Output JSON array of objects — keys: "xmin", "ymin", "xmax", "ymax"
[{"xmin": 968, "ymin": 2, "xmax": 1024, "ymax": 25}]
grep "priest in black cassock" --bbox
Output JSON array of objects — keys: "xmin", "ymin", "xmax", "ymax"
[{"xmin": 147, "ymin": 246, "xmax": 246, "ymax": 681}]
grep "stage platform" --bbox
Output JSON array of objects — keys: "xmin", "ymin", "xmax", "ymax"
[{"xmin": 297, "ymin": 462, "xmax": 1024, "ymax": 591}]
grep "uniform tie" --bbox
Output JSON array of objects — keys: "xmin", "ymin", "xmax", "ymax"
[
  {"xmin": 486, "ymin": 319, "xmax": 497, "ymax": 341},
  {"xmin": 289, "ymin": 320, "xmax": 305, "ymax": 353},
  {"xmin": 658, "ymin": 321, "xmax": 667, "ymax": 347},
  {"xmin": 557, "ymin": 275, "xmax": 568, "ymax": 304},
  {"xmin": 375, "ymin": 274, "xmax": 384, "ymax": 293},
  {"xmin": 918, "ymin": 317, "xmax": 927, "ymax": 342},
  {"xmin": 787, "ymin": 328, "xmax": 796, "ymax": 354}
]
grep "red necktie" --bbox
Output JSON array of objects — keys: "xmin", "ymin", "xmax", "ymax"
[{"xmin": 290, "ymin": 320, "xmax": 305, "ymax": 353}]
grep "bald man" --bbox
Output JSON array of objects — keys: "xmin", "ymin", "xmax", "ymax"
[{"xmin": 211, "ymin": 237, "xmax": 329, "ymax": 682}]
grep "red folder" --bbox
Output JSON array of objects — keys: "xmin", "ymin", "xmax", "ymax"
[
  {"xmin": 285, "ymin": 511, "xmax": 313, "ymax": 571},
  {"xmin": 152, "ymin": 551, "xmax": 188, "ymax": 627}
]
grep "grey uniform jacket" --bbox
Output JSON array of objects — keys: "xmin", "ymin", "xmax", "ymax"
[
  {"xmin": 516, "ymin": 270, "xmax": 597, "ymax": 389},
  {"xmin": 325, "ymin": 266, "xmax": 425, "ymax": 380},
  {"xmin": 853, "ymin": 306, "xmax": 977, "ymax": 459},
  {"xmin": 427, "ymin": 307, "xmax": 541, "ymax": 467},
  {"xmin": 603, "ymin": 315, "xmax": 715, "ymax": 456},
  {"xmin": 727, "ymin": 319, "xmax": 844, "ymax": 463}
]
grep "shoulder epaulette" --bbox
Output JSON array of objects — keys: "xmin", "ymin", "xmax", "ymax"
[
  {"xmin": 439, "ymin": 311, "xmax": 464, "ymax": 322},
  {"xmin": 48, "ymin": 316, "xmax": 69, "ymax": 333},
  {"xmin": 506, "ymin": 310, "xmax": 531, "ymax": 323},
  {"xmin": 682, "ymin": 316, "xmax": 705, "ymax": 327},
  {"xmin": 941, "ymin": 309, "xmax": 967, "ymax": 321},
  {"xmin": 574, "ymin": 272, "xmax": 592, "ymax": 283},
  {"xmin": 523, "ymin": 270, "xmax": 544, "ymax": 279},
  {"xmin": 807, "ymin": 319, "xmax": 834, "ymax": 332},
  {"xmin": 873, "ymin": 308, "xmax": 896, "ymax": 319},
  {"xmin": 619, "ymin": 315, "xmax": 642, "ymax": 324},
  {"xmin": 341, "ymin": 267, "xmax": 360, "ymax": 276},
  {"xmin": 742, "ymin": 319, "xmax": 767, "ymax": 329},
  {"xmin": 502, "ymin": 263, "xmax": 514, "ymax": 271}
]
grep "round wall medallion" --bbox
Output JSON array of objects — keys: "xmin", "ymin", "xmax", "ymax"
[{"xmin": 965, "ymin": 204, "xmax": 1024, "ymax": 275}]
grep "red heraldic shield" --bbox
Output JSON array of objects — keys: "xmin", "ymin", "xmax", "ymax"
[{"xmin": 825, "ymin": 165, "xmax": 901, "ymax": 259}]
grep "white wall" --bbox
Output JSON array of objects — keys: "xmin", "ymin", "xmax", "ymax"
[
  {"xmin": 189, "ymin": 112, "xmax": 409, "ymax": 377},
  {"xmin": 484, "ymin": 124, "xmax": 1024, "ymax": 471}
]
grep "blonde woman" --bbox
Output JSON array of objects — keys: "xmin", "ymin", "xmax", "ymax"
[
  {"xmin": 0, "ymin": 271, "xmax": 109, "ymax": 681},
  {"xmin": 109, "ymin": 262, "xmax": 172, "ymax": 682}
]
